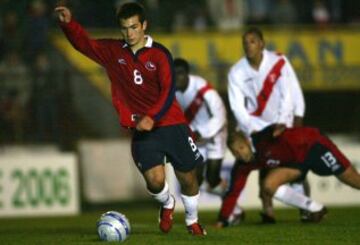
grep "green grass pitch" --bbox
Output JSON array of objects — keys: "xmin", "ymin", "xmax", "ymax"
[{"xmin": 1, "ymin": 206, "xmax": 360, "ymax": 244}]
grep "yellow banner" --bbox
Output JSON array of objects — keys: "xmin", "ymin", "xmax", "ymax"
[
  {"xmin": 154, "ymin": 30, "xmax": 360, "ymax": 91},
  {"xmin": 52, "ymin": 29, "xmax": 360, "ymax": 93}
]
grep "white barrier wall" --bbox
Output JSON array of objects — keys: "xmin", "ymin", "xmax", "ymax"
[
  {"xmin": 78, "ymin": 140, "xmax": 147, "ymax": 203},
  {"xmin": 0, "ymin": 148, "xmax": 80, "ymax": 217},
  {"xmin": 78, "ymin": 136, "xmax": 360, "ymax": 209}
]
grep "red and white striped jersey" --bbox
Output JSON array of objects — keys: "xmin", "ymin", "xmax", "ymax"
[
  {"xmin": 176, "ymin": 75, "xmax": 226, "ymax": 139},
  {"xmin": 228, "ymin": 49, "xmax": 304, "ymax": 136}
]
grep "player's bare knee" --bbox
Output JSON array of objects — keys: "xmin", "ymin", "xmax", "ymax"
[
  {"xmin": 263, "ymin": 185, "xmax": 277, "ymax": 197},
  {"xmin": 263, "ymin": 179, "xmax": 278, "ymax": 197},
  {"xmin": 146, "ymin": 176, "xmax": 165, "ymax": 193},
  {"xmin": 207, "ymin": 177, "xmax": 221, "ymax": 188},
  {"xmin": 259, "ymin": 188, "xmax": 268, "ymax": 200},
  {"xmin": 179, "ymin": 179, "xmax": 199, "ymax": 195}
]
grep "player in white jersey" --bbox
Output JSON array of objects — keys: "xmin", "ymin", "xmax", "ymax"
[
  {"xmin": 174, "ymin": 58, "xmax": 228, "ymax": 195},
  {"xmin": 228, "ymin": 42, "xmax": 296, "ymax": 136},
  {"xmin": 227, "ymin": 27, "xmax": 314, "ymax": 224}
]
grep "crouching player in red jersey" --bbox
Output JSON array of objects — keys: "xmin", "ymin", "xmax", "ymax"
[
  {"xmin": 55, "ymin": 3, "xmax": 206, "ymax": 235},
  {"xmin": 217, "ymin": 125, "xmax": 360, "ymax": 227}
]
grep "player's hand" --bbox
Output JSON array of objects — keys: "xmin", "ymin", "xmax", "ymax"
[
  {"xmin": 273, "ymin": 124, "xmax": 286, "ymax": 137},
  {"xmin": 293, "ymin": 116, "xmax": 303, "ymax": 127},
  {"xmin": 54, "ymin": 6, "xmax": 72, "ymax": 23},
  {"xmin": 136, "ymin": 115, "xmax": 154, "ymax": 131},
  {"xmin": 193, "ymin": 131, "xmax": 201, "ymax": 140}
]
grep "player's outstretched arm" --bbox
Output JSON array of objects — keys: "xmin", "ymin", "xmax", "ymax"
[
  {"xmin": 54, "ymin": 6, "xmax": 72, "ymax": 24},
  {"xmin": 55, "ymin": 5, "xmax": 110, "ymax": 66}
]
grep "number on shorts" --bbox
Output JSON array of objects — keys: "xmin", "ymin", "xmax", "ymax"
[
  {"xmin": 188, "ymin": 137, "xmax": 198, "ymax": 152},
  {"xmin": 321, "ymin": 151, "xmax": 337, "ymax": 168},
  {"xmin": 133, "ymin": 69, "xmax": 143, "ymax": 85}
]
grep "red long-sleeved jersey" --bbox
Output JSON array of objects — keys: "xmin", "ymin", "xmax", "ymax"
[
  {"xmin": 60, "ymin": 19, "xmax": 186, "ymax": 128},
  {"xmin": 219, "ymin": 126, "xmax": 350, "ymax": 221}
]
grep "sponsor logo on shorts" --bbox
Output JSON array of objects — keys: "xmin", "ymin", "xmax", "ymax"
[{"xmin": 266, "ymin": 159, "xmax": 280, "ymax": 167}]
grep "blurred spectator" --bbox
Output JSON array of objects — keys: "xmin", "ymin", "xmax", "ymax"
[
  {"xmin": 246, "ymin": 0, "xmax": 270, "ymax": 24},
  {"xmin": 172, "ymin": 10, "xmax": 187, "ymax": 32},
  {"xmin": 270, "ymin": 0, "xmax": 297, "ymax": 25},
  {"xmin": 207, "ymin": 0, "xmax": 247, "ymax": 31},
  {"xmin": 192, "ymin": 6, "xmax": 211, "ymax": 32},
  {"xmin": 330, "ymin": 0, "xmax": 342, "ymax": 22},
  {"xmin": 312, "ymin": 0, "xmax": 330, "ymax": 26},
  {"xmin": 344, "ymin": 0, "xmax": 360, "ymax": 24},
  {"xmin": 143, "ymin": 0, "xmax": 161, "ymax": 31},
  {"xmin": 30, "ymin": 52, "xmax": 59, "ymax": 142},
  {"xmin": 0, "ymin": 51, "xmax": 30, "ymax": 143},
  {"xmin": 23, "ymin": 0, "xmax": 50, "ymax": 63},
  {"xmin": 114, "ymin": 0, "xmax": 139, "ymax": 12},
  {"xmin": 0, "ymin": 11, "xmax": 23, "ymax": 60},
  {"xmin": 292, "ymin": 0, "xmax": 313, "ymax": 24}
]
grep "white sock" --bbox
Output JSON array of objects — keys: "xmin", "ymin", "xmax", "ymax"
[
  {"xmin": 207, "ymin": 182, "xmax": 227, "ymax": 196},
  {"xmin": 148, "ymin": 182, "xmax": 175, "ymax": 209},
  {"xmin": 233, "ymin": 204, "xmax": 244, "ymax": 215},
  {"xmin": 288, "ymin": 182, "xmax": 305, "ymax": 195},
  {"xmin": 181, "ymin": 192, "xmax": 200, "ymax": 226},
  {"xmin": 274, "ymin": 185, "xmax": 323, "ymax": 212},
  {"xmin": 229, "ymin": 204, "xmax": 244, "ymax": 223}
]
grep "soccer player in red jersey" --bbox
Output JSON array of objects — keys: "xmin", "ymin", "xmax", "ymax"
[
  {"xmin": 217, "ymin": 125, "xmax": 360, "ymax": 227},
  {"xmin": 228, "ymin": 27, "xmax": 310, "ymax": 223},
  {"xmin": 55, "ymin": 3, "xmax": 206, "ymax": 235}
]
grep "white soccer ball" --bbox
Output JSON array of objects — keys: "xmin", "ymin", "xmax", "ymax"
[{"xmin": 97, "ymin": 211, "xmax": 131, "ymax": 242}]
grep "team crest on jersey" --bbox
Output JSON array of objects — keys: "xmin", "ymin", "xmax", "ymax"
[{"xmin": 145, "ymin": 61, "xmax": 156, "ymax": 71}]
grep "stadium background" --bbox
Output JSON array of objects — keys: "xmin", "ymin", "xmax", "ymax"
[{"xmin": 1, "ymin": 0, "xmax": 360, "ymax": 238}]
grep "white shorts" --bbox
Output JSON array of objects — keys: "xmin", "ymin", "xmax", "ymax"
[{"xmin": 197, "ymin": 126, "xmax": 227, "ymax": 161}]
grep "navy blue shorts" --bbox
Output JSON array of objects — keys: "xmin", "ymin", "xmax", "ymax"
[
  {"xmin": 285, "ymin": 142, "xmax": 351, "ymax": 180},
  {"xmin": 131, "ymin": 124, "xmax": 204, "ymax": 173}
]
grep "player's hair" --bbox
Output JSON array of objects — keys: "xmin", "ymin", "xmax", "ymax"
[
  {"xmin": 173, "ymin": 58, "xmax": 190, "ymax": 73},
  {"xmin": 227, "ymin": 130, "xmax": 248, "ymax": 148},
  {"xmin": 117, "ymin": 2, "xmax": 146, "ymax": 24},
  {"xmin": 243, "ymin": 27, "xmax": 264, "ymax": 41}
]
